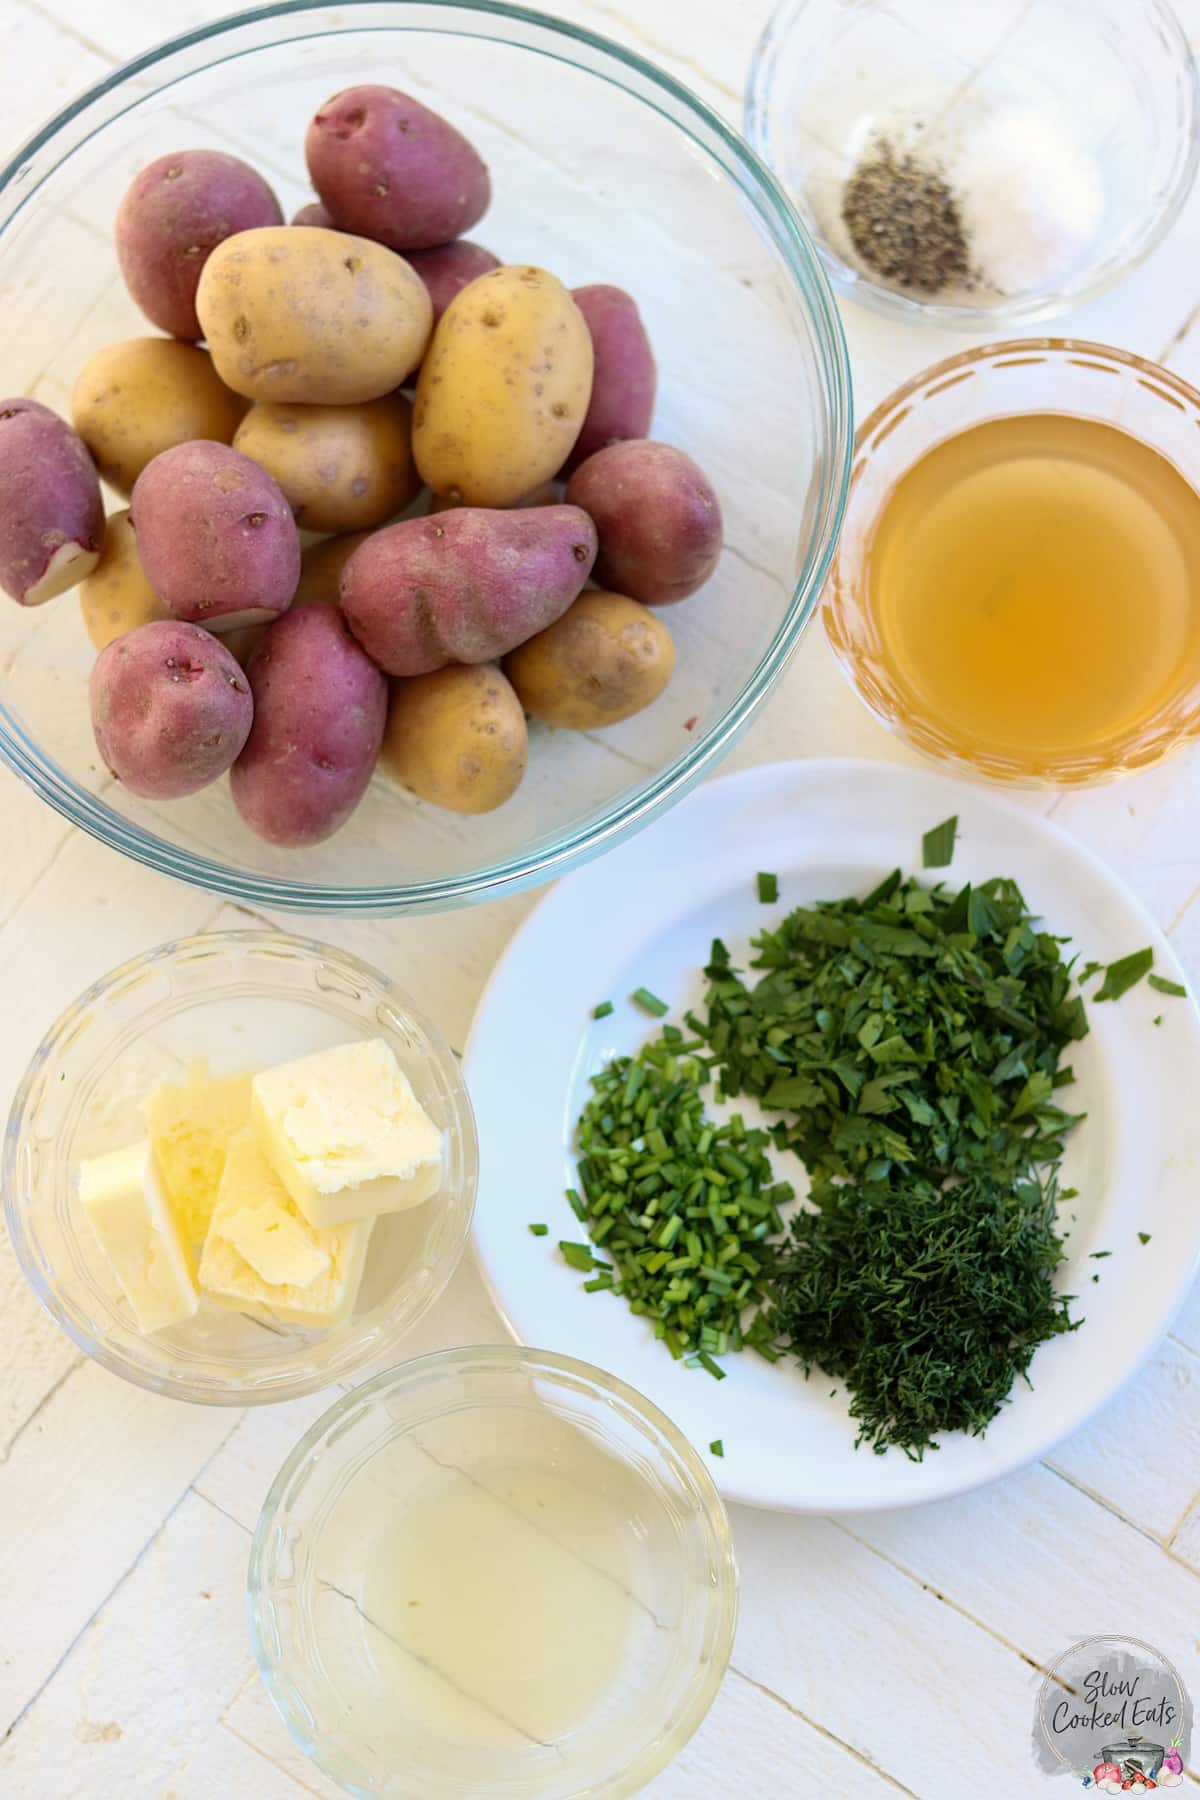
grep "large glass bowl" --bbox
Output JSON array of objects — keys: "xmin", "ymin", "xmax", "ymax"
[
  {"xmin": 248, "ymin": 1347, "xmax": 738, "ymax": 1798},
  {"xmin": 745, "ymin": 0, "xmax": 1200, "ymax": 329},
  {"xmin": 0, "ymin": 0, "xmax": 851, "ymax": 915}
]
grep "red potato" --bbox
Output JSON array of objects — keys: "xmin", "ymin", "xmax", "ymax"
[
  {"xmin": 291, "ymin": 200, "xmax": 335, "ymax": 227},
  {"xmin": 116, "ymin": 150, "xmax": 283, "ymax": 341},
  {"xmin": 305, "ymin": 85, "xmax": 490, "ymax": 250},
  {"xmin": 405, "ymin": 240, "xmax": 500, "ymax": 324},
  {"xmin": 231, "ymin": 605, "xmax": 387, "ymax": 847},
  {"xmin": 340, "ymin": 504, "xmax": 597, "ymax": 677},
  {"xmin": 565, "ymin": 440, "xmax": 722, "ymax": 605},
  {"xmin": 131, "ymin": 441, "xmax": 300, "ymax": 632},
  {"xmin": 0, "ymin": 399, "xmax": 104, "ymax": 606},
  {"xmin": 563, "ymin": 285, "xmax": 656, "ymax": 475},
  {"xmin": 90, "ymin": 619, "xmax": 252, "ymax": 798}
]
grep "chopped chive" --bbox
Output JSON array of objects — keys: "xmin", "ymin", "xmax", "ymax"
[
  {"xmin": 1148, "ymin": 973, "xmax": 1187, "ymax": 998},
  {"xmin": 527, "ymin": 1222, "xmax": 549, "ymax": 1236},
  {"xmin": 921, "ymin": 815, "xmax": 958, "ymax": 869},
  {"xmin": 757, "ymin": 871, "xmax": 779, "ymax": 904},
  {"xmin": 559, "ymin": 1240, "xmax": 597, "ymax": 1272},
  {"xmin": 1138, "ymin": 1232, "xmax": 1152, "ymax": 1245},
  {"xmin": 1089, "ymin": 1250, "xmax": 1112, "ymax": 1260},
  {"xmin": 709, "ymin": 1439, "xmax": 724, "ymax": 1457},
  {"xmin": 1154, "ymin": 1014, "xmax": 1164, "ymax": 1026},
  {"xmin": 632, "ymin": 986, "xmax": 669, "ymax": 1018},
  {"xmin": 697, "ymin": 1350, "xmax": 726, "ymax": 1380},
  {"xmin": 592, "ymin": 1000, "xmax": 615, "ymax": 1019}
]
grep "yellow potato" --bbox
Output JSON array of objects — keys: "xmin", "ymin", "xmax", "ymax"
[
  {"xmin": 503, "ymin": 589, "xmax": 675, "ymax": 729},
  {"xmin": 233, "ymin": 396, "xmax": 419, "ymax": 533},
  {"xmin": 71, "ymin": 338, "xmax": 245, "ymax": 496},
  {"xmin": 381, "ymin": 664, "xmax": 528, "ymax": 813},
  {"xmin": 414, "ymin": 266, "xmax": 592, "ymax": 507},
  {"xmin": 197, "ymin": 226, "xmax": 432, "ymax": 404},
  {"xmin": 78, "ymin": 509, "xmax": 167, "ymax": 650},
  {"xmin": 294, "ymin": 529, "xmax": 377, "ymax": 605}
]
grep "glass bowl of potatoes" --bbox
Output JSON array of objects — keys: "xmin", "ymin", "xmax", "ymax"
[{"xmin": 0, "ymin": 1, "xmax": 851, "ymax": 914}]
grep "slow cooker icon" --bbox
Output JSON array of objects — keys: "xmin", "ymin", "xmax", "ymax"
[{"xmin": 1101, "ymin": 1737, "xmax": 1164, "ymax": 1779}]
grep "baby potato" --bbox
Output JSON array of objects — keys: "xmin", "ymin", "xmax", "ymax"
[
  {"xmin": 406, "ymin": 240, "xmax": 500, "ymax": 324},
  {"xmin": 197, "ymin": 226, "xmax": 432, "ymax": 405},
  {"xmin": 504, "ymin": 589, "xmax": 675, "ymax": 729},
  {"xmin": 231, "ymin": 605, "xmax": 387, "ymax": 847},
  {"xmin": 305, "ymin": 85, "xmax": 490, "ymax": 251},
  {"xmin": 563, "ymin": 285, "xmax": 656, "ymax": 474},
  {"xmin": 382, "ymin": 664, "xmax": 527, "ymax": 813},
  {"xmin": 413, "ymin": 266, "xmax": 593, "ymax": 507},
  {"xmin": 90, "ymin": 619, "xmax": 253, "ymax": 799},
  {"xmin": 233, "ymin": 395, "xmax": 418, "ymax": 533},
  {"xmin": 78, "ymin": 509, "xmax": 166, "ymax": 649},
  {"xmin": 131, "ymin": 440, "xmax": 300, "ymax": 631},
  {"xmin": 116, "ymin": 149, "xmax": 282, "ymax": 341},
  {"xmin": 566, "ymin": 440, "xmax": 722, "ymax": 605},
  {"xmin": 72, "ymin": 337, "xmax": 246, "ymax": 497},
  {"xmin": 341, "ymin": 505, "xmax": 596, "ymax": 676},
  {"xmin": 0, "ymin": 398, "xmax": 104, "ymax": 606},
  {"xmin": 291, "ymin": 200, "xmax": 334, "ymax": 227},
  {"xmin": 294, "ymin": 529, "xmax": 377, "ymax": 604}
]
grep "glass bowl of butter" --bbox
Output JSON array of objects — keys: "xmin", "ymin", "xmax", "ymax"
[{"xmin": 2, "ymin": 931, "xmax": 477, "ymax": 1403}]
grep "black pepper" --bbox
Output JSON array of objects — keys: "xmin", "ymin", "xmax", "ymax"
[{"xmin": 842, "ymin": 138, "xmax": 972, "ymax": 295}]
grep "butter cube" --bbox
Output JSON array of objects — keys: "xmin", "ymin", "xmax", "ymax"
[
  {"xmin": 146, "ymin": 1061, "xmax": 252, "ymax": 1244},
  {"xmin": 78, "ymin": 1140, "xmax": 199, "ymax": 1334},
  {"xmin": 252, "ymin": 1038, "xmax": 444, "ymax": 1229},
  {"xmin": 198, "ymin": 1127, "xmax": 373, "ymax": 1328}
]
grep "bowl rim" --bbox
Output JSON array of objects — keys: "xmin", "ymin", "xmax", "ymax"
[
  {"xmin": 823, "ymin": 334, "xmax": 1200, "ymax": 783},
  {"xmin": 247, "ymin": 1341, "xmax": 740, "ymax": 1800},
  {"xmin": 0, "ymin": 0, "xmax": 853, "ymax": 917},
  {"xmin": 743, "ymin": 0, "xmax": 1200, "ymax": 330},
  {"xmin": 1, "ymin": 926, "xmax": 480, "ymax": 1404}
]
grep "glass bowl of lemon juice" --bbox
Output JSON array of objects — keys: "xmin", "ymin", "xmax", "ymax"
[{"xmin": 249, "ymin": 1346, "xmax": 738, "ymax": 1799}]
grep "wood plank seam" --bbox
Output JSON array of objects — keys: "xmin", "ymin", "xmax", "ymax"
[
  {"xmin": 220, "ymin": 1716, "xmax": 333, "ymax": 1800},
  {"xmin": 0, "ymin": 1407, "xmax": 244, "ymax": 1747},
  {"xmin": 1044, "ymin": 1460, "xmax": 1200, "ymax": 1570},
  {"xmin": 575, "ymin": 0, "xmax": 742, "ymax": 103},
  {"xmin": 831, "ymin": 1513, "xmax": 1072, "ymax": 1676},
  {"xmin": 0, "ymin": 1357, "xmax": 80, "ymax": 1465},
  {"xmin": 1, "ymin": 1480, "xmax": 193, "ymax": 1748},
  {"xmin": 16, "ymin": 0, "xmax": 118, "ymax": 69},
  {"xmin": 728, "ymin": 1667, "xmax": 921, "ymax": 1796}
]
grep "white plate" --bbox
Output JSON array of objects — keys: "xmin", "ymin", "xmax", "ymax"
[{"xmin": 465, "ymin": 761, "xmax": 1200, "ymax": 1512}]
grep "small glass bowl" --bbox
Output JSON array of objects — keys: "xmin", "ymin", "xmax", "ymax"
[
  {"xmin": 249, "ymin": 1347, "xmax": 738, "ymax": 1800},
  {"xmin": 2, "ymin": 931, "xmax": 477, "ymax": 1404},
  {"xmin": 823, "ymin": 338, "xmax": 1200, "ymax": 785},
  {"xmin": 745, "ymin": 0, "xmax": 1200, "ymax": 327}
]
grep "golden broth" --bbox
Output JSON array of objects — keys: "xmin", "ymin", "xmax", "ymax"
[{"xmin": 863, "ymin": 414, "xmax": 1200, "ymax": 774}]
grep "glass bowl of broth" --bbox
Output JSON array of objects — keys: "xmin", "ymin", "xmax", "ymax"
[
  {"xmin": 824, "ymin": 339, "xmax": 1200, "ymax": 784},
  {"xmin": 248, "ymin": 1346, "xmax": 738, "ymax": 1799}
]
